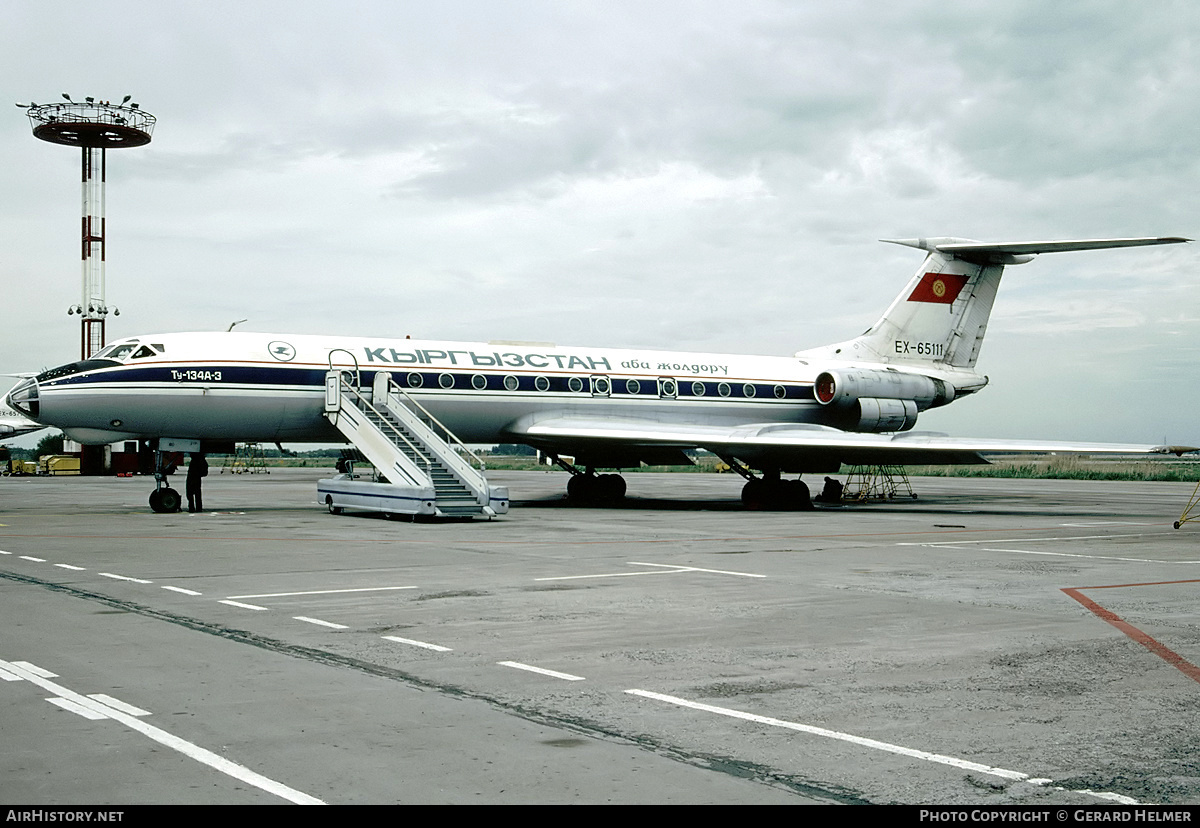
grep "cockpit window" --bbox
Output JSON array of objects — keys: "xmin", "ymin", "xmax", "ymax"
[
  {"xmin": 103, "ymin": 344, "xmax": 139, "ymax": 360},
  {"xmin": 93, "ymin": 341, "xmax": 140, "ymax": 360},
  {"xmin": 131, "ymin": 346, "xmax": 156, "ymax": 359}
]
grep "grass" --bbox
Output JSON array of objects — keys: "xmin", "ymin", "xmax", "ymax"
[
  {"xmin": 904, "ymin": 456, "xmax": 1200, "ymax": 483},
  {"xmin": 209, "ymin": 453, "xmax": 1200, "ymax": 483}
]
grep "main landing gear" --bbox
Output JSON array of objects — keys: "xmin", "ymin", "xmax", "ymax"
[
  {"xmin": 550, "ymin": 455, "xmax": 627, "ymax": 506},
  {"xmin": 717, "ymin": 454, "xmax": 813, "ymax": 511},
  {"xmin": 148, "ymin": 450, "xmax": 182, "ymax": 513}
]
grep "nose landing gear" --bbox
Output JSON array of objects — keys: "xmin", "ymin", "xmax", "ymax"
[{"xmin": 148, "ymin": 450, "xmax": 182, "ymax": 513}]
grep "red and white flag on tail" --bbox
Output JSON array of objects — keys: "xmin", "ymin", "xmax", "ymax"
[{"xmin": 907, "ymin": 272, "xmax": 969, "ymax": 304}]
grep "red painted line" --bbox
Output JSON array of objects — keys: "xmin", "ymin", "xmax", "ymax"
[{"xmin": 1062, "ymin": 580, "xmax": 1200, "ymax": 684}]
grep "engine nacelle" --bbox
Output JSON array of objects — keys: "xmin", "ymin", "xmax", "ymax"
[
  {"xmin": 813, "ymin": 368, "xmax": 957, "ymax": 432},
  {"xmin": 813, "ymin": 368, "xmax": 954, "ymax": 410},
  {"xmin": 855, "ymin": 398, "xmax": 919, "ymax": 432}
]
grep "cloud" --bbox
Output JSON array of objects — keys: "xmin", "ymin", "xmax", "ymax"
[{"xmin": 2, "ymin": 0, "xmax": 1197, "ymax": 445}]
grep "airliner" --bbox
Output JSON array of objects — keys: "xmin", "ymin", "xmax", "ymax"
[{"xmin": 6, "ymin": 236, "xmax": 1194, "ymax": 511}]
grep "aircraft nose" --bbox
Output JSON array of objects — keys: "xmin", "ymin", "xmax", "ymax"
[{"xmin": 6, "ymin": 377, "xmax": 39, "ymax": 419}]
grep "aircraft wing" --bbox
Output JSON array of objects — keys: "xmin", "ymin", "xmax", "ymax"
[
  {"xmin": 0, "ymin": 418, "xmax": 45, "ymax": 440},
  {"xmin": 511, "ymin": 416, "xmax": 1197, "ymax": 471}
]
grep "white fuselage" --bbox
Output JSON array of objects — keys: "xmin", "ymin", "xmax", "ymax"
[{"xmin": 9, "ymin": 331, "xmax": 977, "ymax": 447}]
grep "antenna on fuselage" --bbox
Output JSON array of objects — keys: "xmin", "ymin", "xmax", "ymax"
[{"xmin": 227, "ymin": 319, "xmax": 247, "ymax": 332}]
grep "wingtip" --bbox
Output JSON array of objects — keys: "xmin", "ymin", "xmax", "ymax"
[{"xmin": 1153, "ymin": 445, "xmax": 1200, "ymax": 456}]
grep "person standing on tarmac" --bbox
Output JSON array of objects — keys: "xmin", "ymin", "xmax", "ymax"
[{"xmin": 186, "ymin": 452, "xmax": 208, "ymax": 512}]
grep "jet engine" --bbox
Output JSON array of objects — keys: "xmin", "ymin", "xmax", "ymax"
[{"xmin": 813, "ymin": 368, "xmax": 955, "ymax": 433}]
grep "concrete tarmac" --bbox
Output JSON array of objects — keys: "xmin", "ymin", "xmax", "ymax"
[{"xmin": 1, "ymin": 467, "xmax": 1197, "ymax": 805}]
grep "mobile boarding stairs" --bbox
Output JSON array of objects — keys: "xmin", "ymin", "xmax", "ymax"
[{"xmin": 320, "ymin": 369, "xmax": 508, "ymax": 519}]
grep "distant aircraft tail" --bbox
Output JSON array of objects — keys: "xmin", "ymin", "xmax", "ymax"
[{"xmin": 796, "ymin": 236, "xmax": 1188, "ymax": 371}]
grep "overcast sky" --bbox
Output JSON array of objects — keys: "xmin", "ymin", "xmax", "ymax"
[{"xmin": 3, "ymin": 0, "xmax": 1197, "ymax": 447}]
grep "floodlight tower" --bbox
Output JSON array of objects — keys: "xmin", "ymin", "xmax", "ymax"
[{"xmin": 18, "ymin": 95, "xmax": 156, "ymax": 358}]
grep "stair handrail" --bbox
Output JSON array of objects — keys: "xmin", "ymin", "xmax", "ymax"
[
  {"xmin": 385, "ymin": 376, "xmax": 487, "ymax": 474},
  {"xmin": 336, "ymin": 374, "xmax": 434, "ymax": 481},
  {"xmin": 327, "ymin": 348, "xmax": 362, "ymax": 390}
]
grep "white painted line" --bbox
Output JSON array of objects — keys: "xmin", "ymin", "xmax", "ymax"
[
  {"xmin": 54, "ymin": 564, "xmax": 86, "ymax": 571},
  {"xmin": 629, "ymin": 562, "xmax": 767, "ymax": 578},
  {"xmin": 47, "ymin": 697, "xmax": 108, "ymax": 720},
  {"xmin": 228, "ymin": 586, "xmax": 417, "ymax": 599},
  {"xmin": 0, "ymin": 549, "xmax": 9, "ymax": 554},
  {"xmin": 0, "ymin": 667, "xmax": 21, "ymax": 682},
  {"xmin": 535, "ymin": 569, "xmax": 683, "ymax": 582},
  {"xmin": 218, "ymin": 599, "xmax": 269, "ymax": 611},
  {"xmin": 382, "ymin": 635, "xmax": 452, "ymax": 652},
  {"xmin": 498, "ymin": 661, "xmax": 585, "ymax": 682},
  {"xmin": 0, "ymin": 659, "xmax": 325, "ymax": 805},
  {"xmin": 624, "ymin": 689, "xmax": 1137, "ymax": 804},
  {"xmin": 88, "ymin": 694, "xmax": 151, "ymax": 717},
  {"xmin": 19, "ymin": 556, "xmax": 46, "ymax": 562},
  {"xmin": 294, "ymin": 616, "xmax": 349, "ymax": 630},
  {"xmin": 898, "ymin": 532, "xmax": 1200, "ymax": 565},
  {"xmin": 626, "ymin": 689, "xmax": 1025, "ymax": 779},
  {"xmin": 975, "ymin": 547, "xmax": 1183, "ymax": 564},
  {"xmin": 13, "ymin": 661, "xmax": 57, "ymax": 678},
  {"xmin": 99, "ymin": 572, "xmax": 153, "ymax": 584},
  {"xmin": 536, "ymin": 562, "xmax": 765, "ymax": 583},
  {"xmin": 162, "ymin": 585, "xmax": 203, "ymax": 596}
]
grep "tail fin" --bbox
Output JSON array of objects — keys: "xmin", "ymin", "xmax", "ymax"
[{"xmin": 796, "ymin": 236, "xmax": 1188, "ymax": 370}]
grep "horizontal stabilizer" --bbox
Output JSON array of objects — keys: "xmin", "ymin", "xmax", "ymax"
[{"xmin": 883, "ymin": 236, "xmax": 1190, "ymax": 264}]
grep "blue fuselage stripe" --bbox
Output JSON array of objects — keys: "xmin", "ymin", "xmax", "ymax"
[{"xmin": 43, "ymin": 364, "xmax": 815, "ymax": 402}]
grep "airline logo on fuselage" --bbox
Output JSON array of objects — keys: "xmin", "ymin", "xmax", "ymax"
[
  {"xmin": 268, "ymin": 341, "xmax": 297, "ymax": 361},
  {"xmin": 363, "ymin": 347, "xmax": 611, "ymax": 371}
]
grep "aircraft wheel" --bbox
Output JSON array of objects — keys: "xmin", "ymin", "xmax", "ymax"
[
  {"xmin": 566, "ymin": 474, "xmax": 585, "ymax": 501},
  {"xmin": 148, "ymin": 489, "xmax": 165, "ymax": 513},
  {"xmin": 786, "ymin": 479, "xmax": 813, "ymax": 511},
  {"xmin": 326, "ymin": 496, "xmax": 343, "ymax": 515},
  {"xmin": 598, "ymin": 474, "xmax": 626, "ymax": 502},
  {"xmin": 741, "ymin": 479, "xmax": 768, "ymax": 510},
  {"xmin": 158, "ymin": 488, "xmax": 182, "ymax": 513}
]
